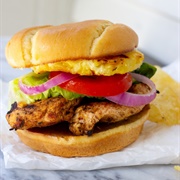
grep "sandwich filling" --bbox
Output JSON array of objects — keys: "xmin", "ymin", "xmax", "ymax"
[
  {"xmin": 6, "ymin": 62, "xmax": 156, "ymax": 136},
  {"xmin": 7, "ymin": 83, "xmax": 150, "ymax": 135}
]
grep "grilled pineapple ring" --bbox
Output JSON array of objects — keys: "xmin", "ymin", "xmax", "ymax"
[{"xmin": 32, "ymin": 50, "xmax": 144, "ymax": 76}]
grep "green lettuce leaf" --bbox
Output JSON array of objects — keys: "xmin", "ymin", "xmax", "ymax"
[
  {"xmin": 9, "ymin": 72, "xmax": 84, "ymax": 105},
  {"xmin": 133, "ymin": 62, "xmax": 157, "ymax": 78}
]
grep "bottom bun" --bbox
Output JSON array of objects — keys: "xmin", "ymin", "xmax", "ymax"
[{"xmin": 17, "ymin": 105, "xmax": 150, "ymax": 157}]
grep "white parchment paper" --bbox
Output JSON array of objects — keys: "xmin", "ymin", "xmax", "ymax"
[{"xmin": 0, "ymin": 60, "xmax": 179, "ymax": 170}]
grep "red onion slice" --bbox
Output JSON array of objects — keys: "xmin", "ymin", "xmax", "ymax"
[
  {"xmin": 106, "ymin": 73, "xmax": 156, "ymax": 106},
  {"xmin": 19, "ymin": 72, "xmax": 78, "ymax": 95}
]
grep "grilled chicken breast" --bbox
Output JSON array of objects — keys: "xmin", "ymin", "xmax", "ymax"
[
  {"xmin": 6, "ymin": 97, "xmax": 81, "ymax": 130},
  {"xmin": 6, "ymin": 83, "xmax": 150, "ymax": 135}
]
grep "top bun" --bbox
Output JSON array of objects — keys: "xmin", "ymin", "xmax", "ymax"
[{"xmin": 6, "ymin": 20, "xmax": 138, "ymax": 68}]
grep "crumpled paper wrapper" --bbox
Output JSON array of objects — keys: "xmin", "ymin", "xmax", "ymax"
[{"xmin": 0, "ymin": 60, "xmax": 179, "ymax": 170}]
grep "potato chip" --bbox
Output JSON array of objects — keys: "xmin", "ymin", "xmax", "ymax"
[
  {"xmin": 174, "ymin": 165, "xmax": 180, "ymax": 171},
  {"xmin": 148, "ymin": 66, "xmax": 180, "ymax": 125}
]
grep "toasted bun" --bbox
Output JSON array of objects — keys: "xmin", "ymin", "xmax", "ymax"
[
  {"xmin": 6, "ymin": 20, "xmax": 138, "ymax": 68},
  {"xmin": 16, "ymin": 105, "xmax": 149, "ymax": 157}
]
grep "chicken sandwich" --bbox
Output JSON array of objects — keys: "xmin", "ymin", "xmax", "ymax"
[{"xmin": 5, "ymin": 20, "xmax": 157, "ymax": 157}]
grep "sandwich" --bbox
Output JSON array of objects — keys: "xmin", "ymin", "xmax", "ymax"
[{"xmin": 5, "ymin": 20, "xmax": 157, "ymax": 157}]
